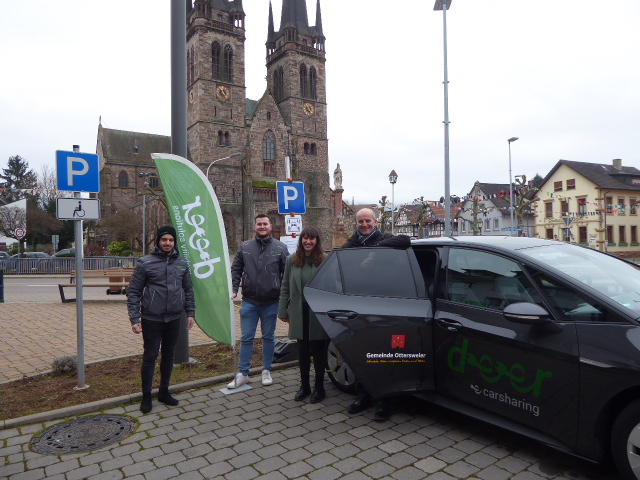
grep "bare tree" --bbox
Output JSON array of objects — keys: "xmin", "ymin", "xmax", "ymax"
[{"xmin": 0, "ymin": 205, "xmax": 27, "ymax": 251}]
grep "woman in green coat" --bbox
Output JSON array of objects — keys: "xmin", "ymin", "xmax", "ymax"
[{"xmin": 278, "ymin": 226, "xmax": 328, "ymax": 403}]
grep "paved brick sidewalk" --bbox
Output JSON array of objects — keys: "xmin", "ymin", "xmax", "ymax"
[
  {"xmin": 0, "ymin": 368, "xmax": 620, "ymax": 480},
  {"xmin": 0, "ymin": 300, "xmax": 288, "ymax": 384}
]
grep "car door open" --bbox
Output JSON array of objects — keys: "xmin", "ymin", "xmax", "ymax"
[{"xmin": 304, "ymin": 247, "xmax": 435, "ymax": 399}]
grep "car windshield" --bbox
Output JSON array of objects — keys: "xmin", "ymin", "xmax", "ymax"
[{"xmin": 520, "ymin": 244, "xmax": 640, "ymax": 315}]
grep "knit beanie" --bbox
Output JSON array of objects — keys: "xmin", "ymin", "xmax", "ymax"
[{"xmin": 156, "ymin": 226, "xmax": 177, "ymax": 247}]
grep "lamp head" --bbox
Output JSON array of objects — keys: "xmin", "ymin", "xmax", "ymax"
[
  {"xmin": 388, "ymin": 170, "xmax": 398, "ymax": 184},
  {"xmin": 508, "ymin": 137, "xmax": 519, "ymax": 143}
]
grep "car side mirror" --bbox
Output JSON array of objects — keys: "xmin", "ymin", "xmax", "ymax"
[{"xmin": 503, "ymin": 302, "xmax": 561, "ymax": 333}]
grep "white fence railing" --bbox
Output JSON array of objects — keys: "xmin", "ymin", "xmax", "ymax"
[{"xmin": 0, "ymin": 257, "xmax": 138, "ymax": 275}]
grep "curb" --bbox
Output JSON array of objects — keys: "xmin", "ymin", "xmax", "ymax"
[{"xmin": 1, "ymin": 360, "xmax": 298, "ymax": 430}]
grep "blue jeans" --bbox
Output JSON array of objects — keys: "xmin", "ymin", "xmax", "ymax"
[{"xmin": 239, "ymin": 301, "xmax": 278, "ymax": 376}]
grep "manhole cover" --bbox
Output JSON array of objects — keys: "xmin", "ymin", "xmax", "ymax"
[{"xmin": 30, "ymin": 415, "xmax": 138, "ymax": 455}]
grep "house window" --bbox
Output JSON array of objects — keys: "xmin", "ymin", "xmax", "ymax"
[
  {"xmin": 546, "ymin": 228, "xmax": 554, "ymax": 239},
  {"xmin": 485, "ymin": 219, "xmax": 490, "ymax": 231},
  {"xmin": 212, "ymin": 42, "xmax": 221, "ymax": 80},
  {"xmin": 118, "ymin": 171, "xmax": 129, "ymax": 188},
  {"xmin": 619, "ymin": 226, "xmax": 626, "ymax": 244},
  {"xmin": 618, "ymin": 197, "xmax": 625, "ymax": 214},
  {"xmin": 263, "ymin": 131, "xmax": 276, "ymax": 162},
  {"xmin": 561, "ymin": 200, "xmax": 569, "ymax": 216},
  {"xmin": 149, "ymin": 175, "xmax": 159, "ymax": 189},
  {"xmin": 632, "ymin": 225, "xmax": 638, "ymax": 243},
  {"xmin": 607, "ymin": 225, "xmax": 614, "ymax": 243},
  {"xmin": 630, "ymin": 198, "xmax": 637, "ymax": 215},
  {"xmin": 579, "ymin": 226, "xmax": 587, "ymax": 243},
  {"xmin": 566, "ymin": 179, "xmax": 576, "ymax": 190},
  {"xmin": 545, "ymin": 202, "xmax": 553, "ymax": 218},
  {"xmin": 578, "ymin": 198, "xmax": 587, "ymax": 215},
  {"xmin": 554, "ymin": 181, "xmax": 562, "ymax": 191},
  {"xmin": 605, "ymin": 196, "xmax": 613, "ymax": 214},
  {"xmin": 493, "ymin": 219, "xmax": 499, "ymax": 230}
]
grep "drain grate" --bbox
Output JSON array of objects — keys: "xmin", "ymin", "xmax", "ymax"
[{"xmin": 30, "ymin": 415, "xmax": 138, "ymax": 455}]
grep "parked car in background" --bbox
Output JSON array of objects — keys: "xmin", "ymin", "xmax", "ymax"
[
  {"xmin": 305, "ymin": 237, "xmax": 640, "ymax": 480},
  {"xmin": 52, "ymin": 248, "xmax": 75, "ymax": 257},
  {"xmin": 6, "ymin": 252, "xmax": 51, "ymax": 273}
]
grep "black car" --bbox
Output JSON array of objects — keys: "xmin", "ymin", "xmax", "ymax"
[{"xmin": 305, "ymin": 236, "xmax": 640, "ymax": 480}]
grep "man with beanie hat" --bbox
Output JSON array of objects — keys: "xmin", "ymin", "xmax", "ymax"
[{"xmin": 127, "ymin": 225, "xmax": 196, "ymax": 413}]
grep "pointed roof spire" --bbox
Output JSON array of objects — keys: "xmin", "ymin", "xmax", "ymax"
[
  {"xmin": 280, "ymin": 0, "xmax": 311, "ymax": 34},
  {"xmin": 314, "ymin": 0, "xmax": 324, "ymax": 37},
  {"xmin": 267, "ymin": 1, "xmax": 275, "ymax": 43}
]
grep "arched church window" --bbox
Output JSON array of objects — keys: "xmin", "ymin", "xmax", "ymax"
[
  {"xmin": 310, "ymin": 66, "xmax": 317, "ymax": 100},
  {"xmin": 263, "ymin": 131, "xmax": 276, "ymax": 162},
  {"xmin": 224, "ymin": 131, "xmax": 230, "ymax": 146},
  {"xmin": 311, "ymin": 143, "xmax": 317, "ymax": 155},
  {"xmin": 223, "ymin": 45, "xmax": 233, "ymax": 82},
  {"xmin": 304, "ymin": 143, "xmax": 310, "ymax": 155},
  {"xmin": 300, "ymin": 64, "xmax": 308, "ymax": 98},
  {"xmin": 218, "ymin": 130, "xmax": 224, "ymax": 146},
  {"xmin": 118, "ymin": 171, "xmax": 129, "ymax": 188},
  {"xmin": 212, "ymin": 42, "xmax": 221, "ymax": 80}
]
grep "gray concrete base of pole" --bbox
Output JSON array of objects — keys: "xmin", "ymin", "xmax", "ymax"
[{"xmin": 174, "ymin": 311, "xmax": 190, "ymax": 365}]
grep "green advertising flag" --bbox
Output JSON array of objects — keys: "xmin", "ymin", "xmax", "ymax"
[{"xmin": 152, "ymin": 153, "xmax": 234, "ymax": 345}]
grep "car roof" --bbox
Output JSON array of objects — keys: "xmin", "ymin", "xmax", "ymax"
[{"xmin": 411, "ymin": 236, "xmax": 566, "ymax": 252}]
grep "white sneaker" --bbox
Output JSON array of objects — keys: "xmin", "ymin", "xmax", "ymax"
[
  {"xmin": 262, "ymin": 370, "xmax": 273, "ymax": 386},
  {"xmin": 227, "ymin": 373, "xmax": 249, "ymax": 389}
]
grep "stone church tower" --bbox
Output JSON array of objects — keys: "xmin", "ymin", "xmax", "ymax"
[{"xmin": 186, "ymin": 0, "xmax": 332, "ymax": 250}]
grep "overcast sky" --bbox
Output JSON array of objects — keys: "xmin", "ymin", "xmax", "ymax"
[{"xmin": 1, "ymin": 1, "xmax": 639, "ymax": 207}]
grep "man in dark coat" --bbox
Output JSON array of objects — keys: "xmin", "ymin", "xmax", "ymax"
[
  {"xmin": 127, "ymin": 226, "xmax": 196, "ymax": 414},
  {"xmin": 342, "ymin": 208, "xmax": 410, "ymax": 421}
]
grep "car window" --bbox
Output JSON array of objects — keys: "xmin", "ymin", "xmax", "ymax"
[
  {"xmin": 527, "ymin": 268, "xmax": 626, "ymax": 323},
  {"xmin": 339, "ymin": 248, "xmax": 418, "ymax": 298},
  {"xmin": 446, "ymin": 248, "xmax": 538, "ymax": 310},
  {"xmin": 309, "ymin": 253, "xmax": 343, "ymax": 294}
]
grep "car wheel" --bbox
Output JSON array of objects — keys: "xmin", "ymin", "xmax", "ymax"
[
  {"xmin": 612, "ymin": 399, "xmax": 640, "ymax": 480},
  {"xmin": 325, "ymin": 341, "xmax": 357, "ymax": 394}
]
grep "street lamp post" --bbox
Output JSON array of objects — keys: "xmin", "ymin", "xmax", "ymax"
[
  {"xmin": 434, "ymin": 0, "xmax": 452, "ymax": 236},
  {"xmin": 206, "ymin": 152, "xmax": 243, "ymax": 179},
  {"xmin": 389, "ymin": 170, "xmax": 398, "ymax": 235},
  {"xmin": 507, "ymin": 137, "xmax": 519, "ymax": 236},
  {"xmin": 138, "ymin": 172, "xmax": 155, "ymax": 255}
]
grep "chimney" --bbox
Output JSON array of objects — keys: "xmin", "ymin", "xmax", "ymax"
[{"xmin": 613, "ymin": 158, "xmax": 622, "ymax": 171}]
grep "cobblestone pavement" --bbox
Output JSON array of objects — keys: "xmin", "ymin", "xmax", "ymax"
[{"xmin": 0, "ymin": 367, "xmax": 622, "ymax": 480}]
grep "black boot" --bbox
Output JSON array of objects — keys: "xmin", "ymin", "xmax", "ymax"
[
  {"xmin": 294, "ymin": 385, "xmax": 311, "ymax": 401},
  {"xmin": 309, "ymin": 385, "xmax": 325, "ymax": 404},
  {"xmin": 140, "ymin": 364, "xmax": 155, "ymax": 413},
  {"xmin": 158, "ymin": 387, "xmax": 179, "ymax": 406}
]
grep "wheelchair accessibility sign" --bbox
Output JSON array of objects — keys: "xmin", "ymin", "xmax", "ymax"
[{"xmin": 56, "ymin": 198, "xmax": 101, "ymax": 220}]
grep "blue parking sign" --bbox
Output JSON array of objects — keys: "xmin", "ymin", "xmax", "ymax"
[
  {"xmin": 277, "ymin": 181, "xmax": 306, "ymax": 214},
  {"xmin": 56, "ymin": 150, "xmax": 100, "ymax": 193}
]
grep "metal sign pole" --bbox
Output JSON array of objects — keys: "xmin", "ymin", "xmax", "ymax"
[{"xmin": 72, "ymin": 145, "xmax": 89, "ymax": 390}]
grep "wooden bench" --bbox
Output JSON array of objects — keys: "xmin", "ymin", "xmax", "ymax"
[{"xmin": 58, "ymin": 268, "xmax": 134, "ymax": 303}]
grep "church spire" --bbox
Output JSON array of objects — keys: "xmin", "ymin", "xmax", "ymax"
[
  {"xmin": 314, "ymin": 0, "xmax": 323, "ymax": 37},
  {"xmin": 280, "ymin": 0, "xmax": 310, "ymax": 34}
]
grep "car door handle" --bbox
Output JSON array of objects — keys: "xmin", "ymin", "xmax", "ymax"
[
  {"xmin": 437, "ymin": 318, "xmax": 463, "ymax": 332},
  {"xmin": 327, "ymin": 310, "xmax": 358, "ymax": 321}
]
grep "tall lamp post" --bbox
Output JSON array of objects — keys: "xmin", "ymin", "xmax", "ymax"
[
  {"xmin": 434, "ymin": 0, "xmax": 452, "ymax": 236},
  {"xmin": 139, "ymin": 172, "xmax": 155, "ymax": 254},
  {"xmin": 507, "ymin": 137, "xmax": 519, "ymax": 236},
  {"xmin": 389, "ymin": 170, "xmax": 398, "ymax": 235}
]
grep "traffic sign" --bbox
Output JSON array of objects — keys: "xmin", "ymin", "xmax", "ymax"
[
  {"xmin": 277, "ymin": 181, "xmax": 306, "ymax": 214},
  {"xmin": 285, "ymin": 215, "xmax": 302, "ymax": 235},
  {"xmin": 14, "ymin": 228, "xmax": 26, "ymax": 239},
  {"xmin": 56, "ymin": 150, "xmax": 100, "ymax": 193},
  {"xmin": 56, "ymin": 198, "xmax": 101, "ymax": 220}
]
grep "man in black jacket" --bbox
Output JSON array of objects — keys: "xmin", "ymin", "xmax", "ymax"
[
  {"xmin": 342, "ymin": 208, "xmax": 410, "ymax": 421},
  {"xmin": 228, "ymin": 214, "xmax": 289, "ymax": 389},
  {"xmin": 128, "ymin": 226, "xmax": 196, "ymax": 414}
]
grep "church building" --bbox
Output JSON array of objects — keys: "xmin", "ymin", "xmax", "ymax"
[{"xmin": 97, "ymin": 0, "xmax": 342, "ymax": 252}]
